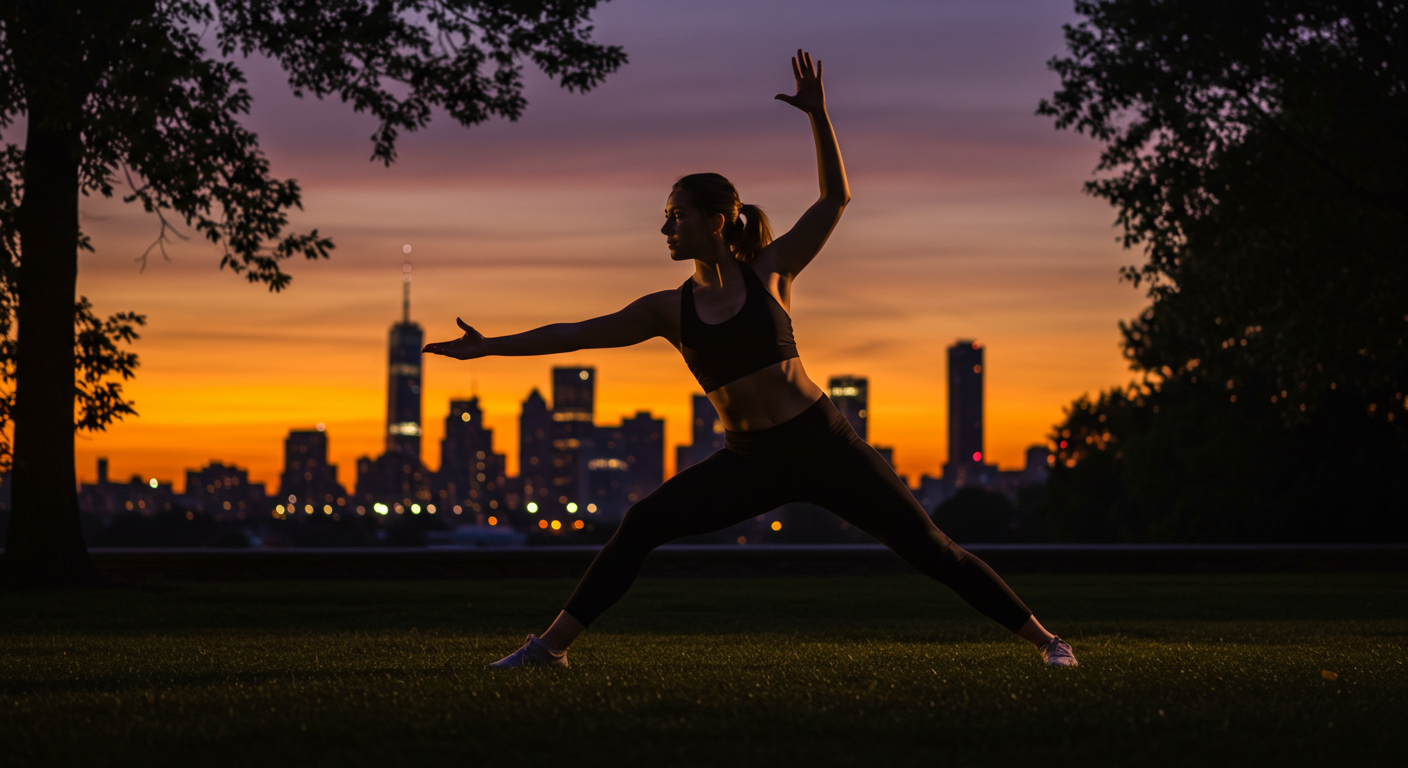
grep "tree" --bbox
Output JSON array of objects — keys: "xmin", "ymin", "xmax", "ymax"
[
  {"xmin": 0, "ymin": 0, "xmax": 626, "ymax": 584},
  {"xmin": 1039, "ymin": 0, "xmax": 1407, "ymax": 541}
]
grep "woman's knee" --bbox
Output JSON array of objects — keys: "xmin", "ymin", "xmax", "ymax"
[{"xmin": 608, "ymin": 497, "xmax": 675, "ymax": 552}]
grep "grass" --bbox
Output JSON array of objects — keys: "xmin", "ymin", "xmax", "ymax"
[{"xmin": 2, "ymin": 573, "xmax": 1405, "ymax": 767}]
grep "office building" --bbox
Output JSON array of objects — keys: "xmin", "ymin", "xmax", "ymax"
[
  {"xmin": 549, "ymin": 366, "xmax": 595, "ymax": 511},
  {"xmin": 438, "ymin": 396, "xmax": 508, "ymax": 516},
  {"xmin": 828, "ymin": 375, "xmax": 869, "ymax": 442},
  {"xmin": 185, "ymin": 461, "xmax": 268, "ymax": 520},
  {"xmin": 944, "ymin": 340, "xmax": 986, "ymax": 488},
  {"xmin": 386, "ymin": 261, "xmax": 424, "ymax": 460},
  {"xmin": 589, "ymin": 410, "xmax": 665, "ymax": 519},
  {"xmin": 355, "ymin": 264, "xmax": 432, "ymax": 509},
  {"xmin": 279, "ymin": 428, "xmax": 347, "ymax": 508},
  {"xmin": 519, "ymin": 388, "xmax": 552, "ymax": 509}
]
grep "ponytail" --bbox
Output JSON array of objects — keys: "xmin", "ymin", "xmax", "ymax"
[
  {"xmin": 730, "ymin": 203, "xmax": 774, "ymax": 265},
  {"xmin": 673, "ymin": 173, "xmax": 774, "ymax": 264}
]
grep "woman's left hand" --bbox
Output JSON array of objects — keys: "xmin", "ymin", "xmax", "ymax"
[{"xmin": 775, "ymin": 49, "xmax": 826, "ymax": 115}]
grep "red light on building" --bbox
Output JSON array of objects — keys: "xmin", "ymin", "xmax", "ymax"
[{"xmin": 972, "ymin": 451, "xmax": 982, "ymax": 462}]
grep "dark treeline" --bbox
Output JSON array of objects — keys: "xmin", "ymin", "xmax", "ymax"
[{"xmin": 1035, "ymin": 0, "xmax": 1408, "ymax": 542}]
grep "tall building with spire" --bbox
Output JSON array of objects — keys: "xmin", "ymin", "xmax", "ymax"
[
  {"xmin": 355, "ymin": 261, "xmax": 432, "ymax": 509},
  {"xmin": 386, "ymin": 261, "xmax": 424, "ymax": 459}
]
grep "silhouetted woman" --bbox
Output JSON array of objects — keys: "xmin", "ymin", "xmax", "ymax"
[{"xmin": 425, "ymin": 51, "xmax": 1077, "ymax": 669}]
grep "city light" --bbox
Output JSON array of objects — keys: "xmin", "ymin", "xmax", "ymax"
[
  {"xmin": 566, "ymin": 502, "xmax": 578, "ymax": 513},
  {"xmin": 411, "ymin": 504, "xmax": 421, "ymax": 514},
  {"xmin": 148, "ymin": 478, "xmax": 158, "ymax": 488},
  {"xmin": 550, "ymin": 520, "xmax": 562, "ymax": 530},
  {"xmin": 374, "ymin": 503, "xmax": 389, "ymax": 515},
  {"xmin": 487, "ymin": 516, "xmax": 498, "ymax": 526},
  {"xmin": 460, "ymin": 412, "xmax": 471, "ymax": 422},
  {"xmin": 972, "ymin": 452, "xmax": 982, "ymax": 461},
  {"xmin": 572, "ymin": 520, "xmax": 584, "ymax": 530},
  {"xmin": 276, "ymin": 504, "xmax": 285, "ymax": 514},
  {"xmin": 587, "ymin": 504, "xmax": 597, "ymax": 513},
  {"xmin": 579, "ymin": 371, "xmax": 589, "ymax": 380},
  {"xmin": 304, "ymin": 504, "xmax": 313, "ymax": 514},
  {"xmin": 771, "ymin": 521, "xmax": 782, "ymax": 531},
  {"xmin": 427, "ymin": 504, "xmax": 436, "ymax": 514},
  {"xmin": 323, "ymin": 504, "xmax": 333, "ymax": 514},
  {"xmin": 526, "ymin": 502, "xmax": 538, "ymax": 513},
  {"xmin": 453, "ymin": 505, "xmax": 463, "ymax": 514},
  {"xmin": 538, "ymin": 520, "xmax": 548, "ymax": 529},
  {"xmin": 315, "ymin": 422, "xmax": 325, "ymax": 432}
]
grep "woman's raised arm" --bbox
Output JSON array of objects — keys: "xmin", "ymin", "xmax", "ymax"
[
  {"xmin": 424, "ymin": 290, "xmax": 678, "ymax": 360},
  {"xmin": 762, "ymin": 50, "xmax": 852, "ymax": 279}
]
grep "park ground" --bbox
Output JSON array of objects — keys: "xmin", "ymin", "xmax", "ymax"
[{"xmin": 2, "ymin": 572, "xmax": 1405, "ymax": 767}]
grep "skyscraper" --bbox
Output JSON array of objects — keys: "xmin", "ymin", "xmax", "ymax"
[
  {"xmin": 386, "ymin": 261, "xmax": 424, "ymax": 460},
  {"xmin": 828, "ymin": 375, "xmax": 869, "ymax": 441},
  {"xmin": 589, "ymin": 410, "xmax": 665, "ymax": 519},
  {"xmin": 519, "ymin": 388, "xmax": 552, "ymax": 509},
  {"xmin": 354, "ymin": 264, "xmax": 432, "ymax": 509},
  {"xmin": 945, "ymin": 339, "xmax": 986, "ymax": 487},
  {"xmin": 279, "ymin": 428, "xmax": 347, "ymax": 507},
  {"xmin": 550, "ymin": 366, "xmax": 595, "ymax": 510},
  {"xmin": 675, "ymin": 394, "xmax": 724, "ymax": 473},
  {"xmin": 438, "ymin": 397, "xmax": 508, "ymax": 516}
]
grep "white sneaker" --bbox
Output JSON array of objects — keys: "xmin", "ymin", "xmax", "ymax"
[
  {"xmin": 1039, "ymin": 636, "xmax": 1078, "ymax": 667},
  {"xmin": 486, "ymin": 634, "xmax": 570, "ymax": 669}
]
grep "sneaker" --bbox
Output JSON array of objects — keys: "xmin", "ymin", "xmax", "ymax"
[
  {"xmin": 1039, "ymin": 636, "xmax": 1079, "ymax": 667},
  {"xmin": 486, "ymin": 634, "xmax": 570, "ymax": 669}
]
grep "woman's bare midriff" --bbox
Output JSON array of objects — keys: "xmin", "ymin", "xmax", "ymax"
[{"xmin": 706, "ymin": 358, "xmax": 826, "ymax": 432}]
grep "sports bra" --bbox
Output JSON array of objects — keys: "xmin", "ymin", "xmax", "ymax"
[{"xmin": 679, "ymin": 265, "xmax": 799, "ymax": 393}]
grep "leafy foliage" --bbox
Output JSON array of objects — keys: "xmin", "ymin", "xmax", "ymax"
[
  {"xmin": 0, "ymin": 0, "xmax": 625, "ymax": 466},
  {"xmin": 1040, "ymin": 0, "xmax": 1408, "ymax": 540}
]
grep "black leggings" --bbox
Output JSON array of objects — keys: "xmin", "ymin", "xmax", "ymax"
[{"xmin": 563, "ymin": 396, "xmax": 1034, "ymax": 632}]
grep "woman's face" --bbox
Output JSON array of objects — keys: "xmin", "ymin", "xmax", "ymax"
[{"xmin": 662, "ymin": 190, "xmax": 721, "ymax": 262}]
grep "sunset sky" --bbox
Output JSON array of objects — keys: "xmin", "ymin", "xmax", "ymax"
[{"xmin": 65, "ymin": 0, "xmax": 1147, "ymax": 493}]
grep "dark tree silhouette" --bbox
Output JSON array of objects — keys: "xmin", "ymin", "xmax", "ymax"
[
  {"xmin": 1040, "ymin": 0, "xmax": 1407, "ymax": 541},
  {"xmin": 0, "ymin": 0, "xmax": 626, "ymax": 584}
]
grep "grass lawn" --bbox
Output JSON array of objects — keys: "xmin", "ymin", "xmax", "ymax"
[{"xmin": 2, "ymin": 572, "xmax": 1405, "ymax": 767}]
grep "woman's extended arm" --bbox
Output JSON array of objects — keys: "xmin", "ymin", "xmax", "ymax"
[
  {"xmin": 761, "ymin": 50, "xmax": 852, "ymax": 279},
  {"xmin": 424, "ymin": 290, "xmax": 677, "ymax": 360}
]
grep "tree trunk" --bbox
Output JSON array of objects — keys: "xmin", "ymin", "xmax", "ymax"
[{"xmin": 1, "ymin": 108, "xmax": 94, "ymax": 585}]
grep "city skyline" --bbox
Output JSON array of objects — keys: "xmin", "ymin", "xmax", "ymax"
[{"xmin": 66, "ymin": 0, "xmax": 1145, "ymax": 491}]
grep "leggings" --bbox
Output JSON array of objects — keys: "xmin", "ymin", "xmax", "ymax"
[{"xmin": 563, "ymin": 396, "xmax": 1034, "ymax": 632}]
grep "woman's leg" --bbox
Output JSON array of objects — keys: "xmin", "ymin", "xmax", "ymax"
[
  {"xmin": 796, "ymin": 437, "xmax": 1039, "ymax": 636},
  {"xmin": 553, "ymin": 448, "xmax": 788, "ymax": 642}
]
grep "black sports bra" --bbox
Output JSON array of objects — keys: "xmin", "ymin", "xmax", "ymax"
[{"xmin": 679, "ymin": 266, "xmax": 799, "ymax": 393}]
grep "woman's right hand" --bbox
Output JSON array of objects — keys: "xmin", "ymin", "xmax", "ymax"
[{"xmin": 423, "ymin": 318, "xmax": 489, "ymax": 359}]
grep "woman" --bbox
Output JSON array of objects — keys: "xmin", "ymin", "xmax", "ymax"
[{"xmin": 425, "ymin": 51, "xmax": 1077, "ymax": 669}]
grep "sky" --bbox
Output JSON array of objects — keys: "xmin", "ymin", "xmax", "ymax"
[{"xmin": 63, "ymin": 0, "xmax": 1147, "ymax": 493}]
